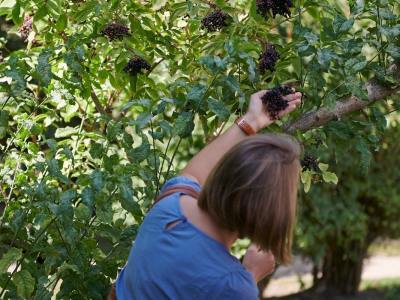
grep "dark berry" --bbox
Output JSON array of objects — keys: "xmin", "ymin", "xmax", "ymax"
[
  {"xmin": 301, "ymin": 154, "xmax": 319, "ymax": 171},
  {"xmin": 259, "ymin": 44, "xmax": 280, "ymax": 74},
  {"xmin": 201, "ymin": 9, "xmax": 230, "ymax": 32},
  {"xmin": 36, "ymin": 255, "xmax": 45, "ymax": 264},
  {"xmin": 277, "ymin": 85, "xmax": 294, "ymax": 96},
  {"xmin": 261, "ymin": 86, "xmax": 290, "ymax": 120},
  {"xmin": 19, "ymin": 15, "xmax": 33, "ymax": 42},
  {"xmin": 256, "ymin": 0, "xmax": 293, "ymax": 20},
  {"xmin": 123, "ymin": 56, "xmax": 151, "ymax": 76},
  {"xmin": 101, "ymin": 23, "xmax": 130, "ymax": 41}
]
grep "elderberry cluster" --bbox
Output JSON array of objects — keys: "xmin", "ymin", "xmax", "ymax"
[
  {"xmin": 256, "ymin": 0, "xmax": 293, "ymax": 20},
  {"xmin": 261, "ymin": 86, "xmax": 293, "ymax": 120},
  {"xmin": 101, "ymin": 23, "xmax": 130, "ymax": 41},
  {"xmin": 19, "ymin": 15, "xmax": 33, "ymax": 42},
  {"xmin": 201, "ymin": 9, "xmax": 229, "ymax": 32},
  {"xmin": 123, "ymin": 56, "xmax": 151, "ymax": 76},
  {"xmin": 301, "ymin": 154, "xmax": 319, "ymax": 171},
  {"xmin": 259, "ymin": 44, "xmax": 280, "ymax": 74},
  {"xmin": 277, "ymin": 85, "xmax": 294, "ymax": 96}
]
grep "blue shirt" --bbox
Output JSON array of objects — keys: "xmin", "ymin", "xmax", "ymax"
[{"xmin": 116, "ymin": 176, "xmax": 258, "ymax": 300}]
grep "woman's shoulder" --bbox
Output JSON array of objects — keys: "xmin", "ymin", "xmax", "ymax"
[
  {"xmin": 159, "ymin": 174, "xmax": 201, "ymax": 194},
  {"xmin": 142, "ymin": 175, "xmax": 201, "ymax": 223}
]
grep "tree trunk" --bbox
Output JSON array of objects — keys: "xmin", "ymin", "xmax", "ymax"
[{"xmin": 320, "ymin": 240, "xmax": 368, "ymax": 295}]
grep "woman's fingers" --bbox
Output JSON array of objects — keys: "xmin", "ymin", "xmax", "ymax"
[
  {"xmin": 278, "ymin": 98, "xmax": 301, "ymax": 117},
  {"xmin": 283, "ymin": 92, "xmax": 302, "ymax": 102}
]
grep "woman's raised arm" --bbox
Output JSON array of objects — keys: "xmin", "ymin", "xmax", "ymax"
[{"xmin": 181, "ymin": 91, "xmax": 302, "ymax": 186}]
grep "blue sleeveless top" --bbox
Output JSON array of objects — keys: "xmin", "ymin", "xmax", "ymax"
[{"xmin": 115, "ymin": 176, "xmax": 258, "ymax": 300}]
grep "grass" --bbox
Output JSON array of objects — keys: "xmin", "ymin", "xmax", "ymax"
[
  {"xmin": 361, "ymin": 277, "xmax": 400, "ymax": 300},
  {"xmin": 361, "ymin": 277, "xmax": 400, "ymax": 290},
  {"xmin": 368, "ymin": 239, "xmax": 400, "ymax": 257}
]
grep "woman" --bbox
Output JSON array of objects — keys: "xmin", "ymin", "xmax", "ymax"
[{"xmin": 113, "ymin": 90, "xmax": 302, "ymax": 299}]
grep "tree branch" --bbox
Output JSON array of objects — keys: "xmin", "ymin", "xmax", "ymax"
[
  {"xmin": 284, "ymin": 64, "xmax": 400, "ymax": 134},
  {"xmin": 90, "ymin": 90, "xmax": 107, "ymax": 115}
]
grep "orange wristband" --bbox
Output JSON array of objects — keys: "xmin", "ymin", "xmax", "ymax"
[{"xmin": 235, "ymin": 117, "xmax": 257, "ymax": 136}]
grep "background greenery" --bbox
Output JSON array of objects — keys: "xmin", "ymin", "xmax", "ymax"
[{"xmin": 0, "ymin": 0, "xmax": 399, "ymax": 299}]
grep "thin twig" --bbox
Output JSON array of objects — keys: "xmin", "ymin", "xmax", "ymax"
[
  {"xmin": 149, "ymin": 119, "xmax": 159, "ymax": 197},
  {"xmin": 1, "ymin": 95, "xmax": 12, "ymax": 110},
  {"xmin": 157, "ymin": 136, "xmax": 172, "ymax": 191}
]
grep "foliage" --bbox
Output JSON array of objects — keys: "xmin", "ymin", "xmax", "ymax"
[
  {"xmin": 295, "ymin": 122, "xmax": 400, "ymax": 282},
  {"xmin": 0, "ymin": 0, "xmax": 399, "ymax": 298}
]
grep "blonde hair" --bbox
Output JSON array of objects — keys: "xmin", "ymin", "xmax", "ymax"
[{"xmin": 198, "ymin": 134, "xmax": 301, "ymax": 264}]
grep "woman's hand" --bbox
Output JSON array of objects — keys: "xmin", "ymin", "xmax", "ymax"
[
  {"xmin": 242, "ymin": 244, "xmax": 276, "ymax": 282},
  {"xmin": 244, "ymin": 90, "xmax": 302, "ymax": 132}
]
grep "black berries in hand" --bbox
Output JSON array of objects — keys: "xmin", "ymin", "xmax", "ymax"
[
  {"xmin": 201, "ymin": 9, "xmax": 230, "ymax": 32},
  {"xmin": 277, "ymin": 85, "xmax": 294, "ymax": 96},
  {"xmin": 101, "ymin": 23, "xmax": 130, "ymax": 41},
  {"xmin": 261, "ymin": 86, "xmax": 293, "ymax": 120},
  {"xmin": 301, "ymin": 154, "xmax": 319, "ymax": 171},
  {"xmin": 256, "ymin": 0, "xmax": 293, "ymax": 20},
  {"xmin": 123, "ymin": 56, "xmax": 151, "ymax": 76},
  {"xmin": 259, "ymin": 44, "xmax": 280, "ymax": 74}
]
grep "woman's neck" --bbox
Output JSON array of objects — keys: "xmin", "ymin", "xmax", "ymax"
[{"xmin": 180, "ymin": 195, "xmax": 238, "ymax": 249}]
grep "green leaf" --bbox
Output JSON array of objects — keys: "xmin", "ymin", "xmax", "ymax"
[
  {"xmin": 81, "ymin": 187, "xmax": 94, "ymax": 208},
  {"xmin": 187, "ymin": 85, "xmax": 206, "ymax": 108},
  {"xmin": 301, "ymin": 171, "xmax": 312, "ymax": 193},
  {"xmin": 104, "ymin": 154, "xmax": 119, "ymax": 172},
  {"xmin": 345, "ymin": 58, "xmax": 368, "ymax": 74},
  {"xmin": 0, "ymin": 247, "xmax": 22, "ymax": 273},
  {"xmin": 47, "ymin": 159, "xmax": 69, "ymax": 184},
  {"xmin": 90, "ymin": 170, "xmax": 104, "ymax": 191},
  {"xmin": 106, "ymin": 121, "xmax": 122, "ymax": 142},
  {"xmin": 199, "ymin": 55, "xmax": 226, "ymax": 74},
  {"xmin": 304, "ymin": 32, "xmax": 319, "ymax": 46},
  {"xmin": 175, "ymin": 112, "xmax": 194, "ymax": 138},
  {"xmin": 127, "ymin": 139, "xmax": 151, "ymax": 162},
  {"xmin": 119, "ymin": 183, "xmax": 142, "ymax": 218},
  {"xmin": 0, "ymin": 110, "xmax": 9, "ymax": 138},
  {"xmin": 0, "ymin": 0, "xmax": 16, "ymax": 8},
  {"xmin": 13, "ymin": 270, "xmax": 35, "ymax": 299},
  {"xmin": 333, "ymin": 16, "xmax": 354, "ymax": 34},
  {"xmin": 207, "ymin": 98, "xmax": 230, "ymax": 120},
  {"xmin": 386, "ymin": 45, "xmax": 400, "ymax": 60},
  {"xmin": 355, "ymin": 138, "xmax": 372, "ymax": 173},
  {"xmin": 318, "ymin": 163, "xmax": 329, "ymax": 172},
  {"xmin": 379, "ymin": 25, "xmax": 400, "ymax": 38},
  {"xmin": 317, "ymin": 48, "xmax": 336, "ymax": 69},
  {"xmin": 46, "ymin": 0, "xmax": 62, "ymax": 18},
  {"xmin": 129, "ymin": 112, "xmax": 152, "ymax": 129},
  {"xmin": 159, "ymin": 120, "xmax": 172, "ymax": 135},
  {"xmin": 59, "ymin": 262, "xmax": 81, "ymax": 275},
  {"xmin": 33, "ymin": 276, "xmax": 52, "ymax": 300},
  {"xmin": 5, "ymin": 69, "xmax": 26, "ymax": 97},
  {"xmin": 55, "ymin": 126, "xmax": 78, "ymax": 138},
  {"xmin": 246, "ymin": 57, "xmax": 258, "ymax": 83},
  {"xmin": 36, "ymin": 49, "xmax": 53, "ymax": 87},
  {"xmin": 322, "ymin": 171, "xmax": 338, "ymax": 184},
  {"xmin": 89, "ymin": 142, "xmax": 104, "ymax": 159},
  {"xmin": 55, "ymin": 13, "xmax": 67, "ymax": 31}
]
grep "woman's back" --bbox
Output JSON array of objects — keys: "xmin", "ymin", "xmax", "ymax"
[{"xmin": 115, "ymin": 176, "xmax": 258, "ymax": 300}]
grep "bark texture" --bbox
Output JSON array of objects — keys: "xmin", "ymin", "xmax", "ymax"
[{"xmin": 284, "ymin": 64, "xmax": 400, "ymax": 134}]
